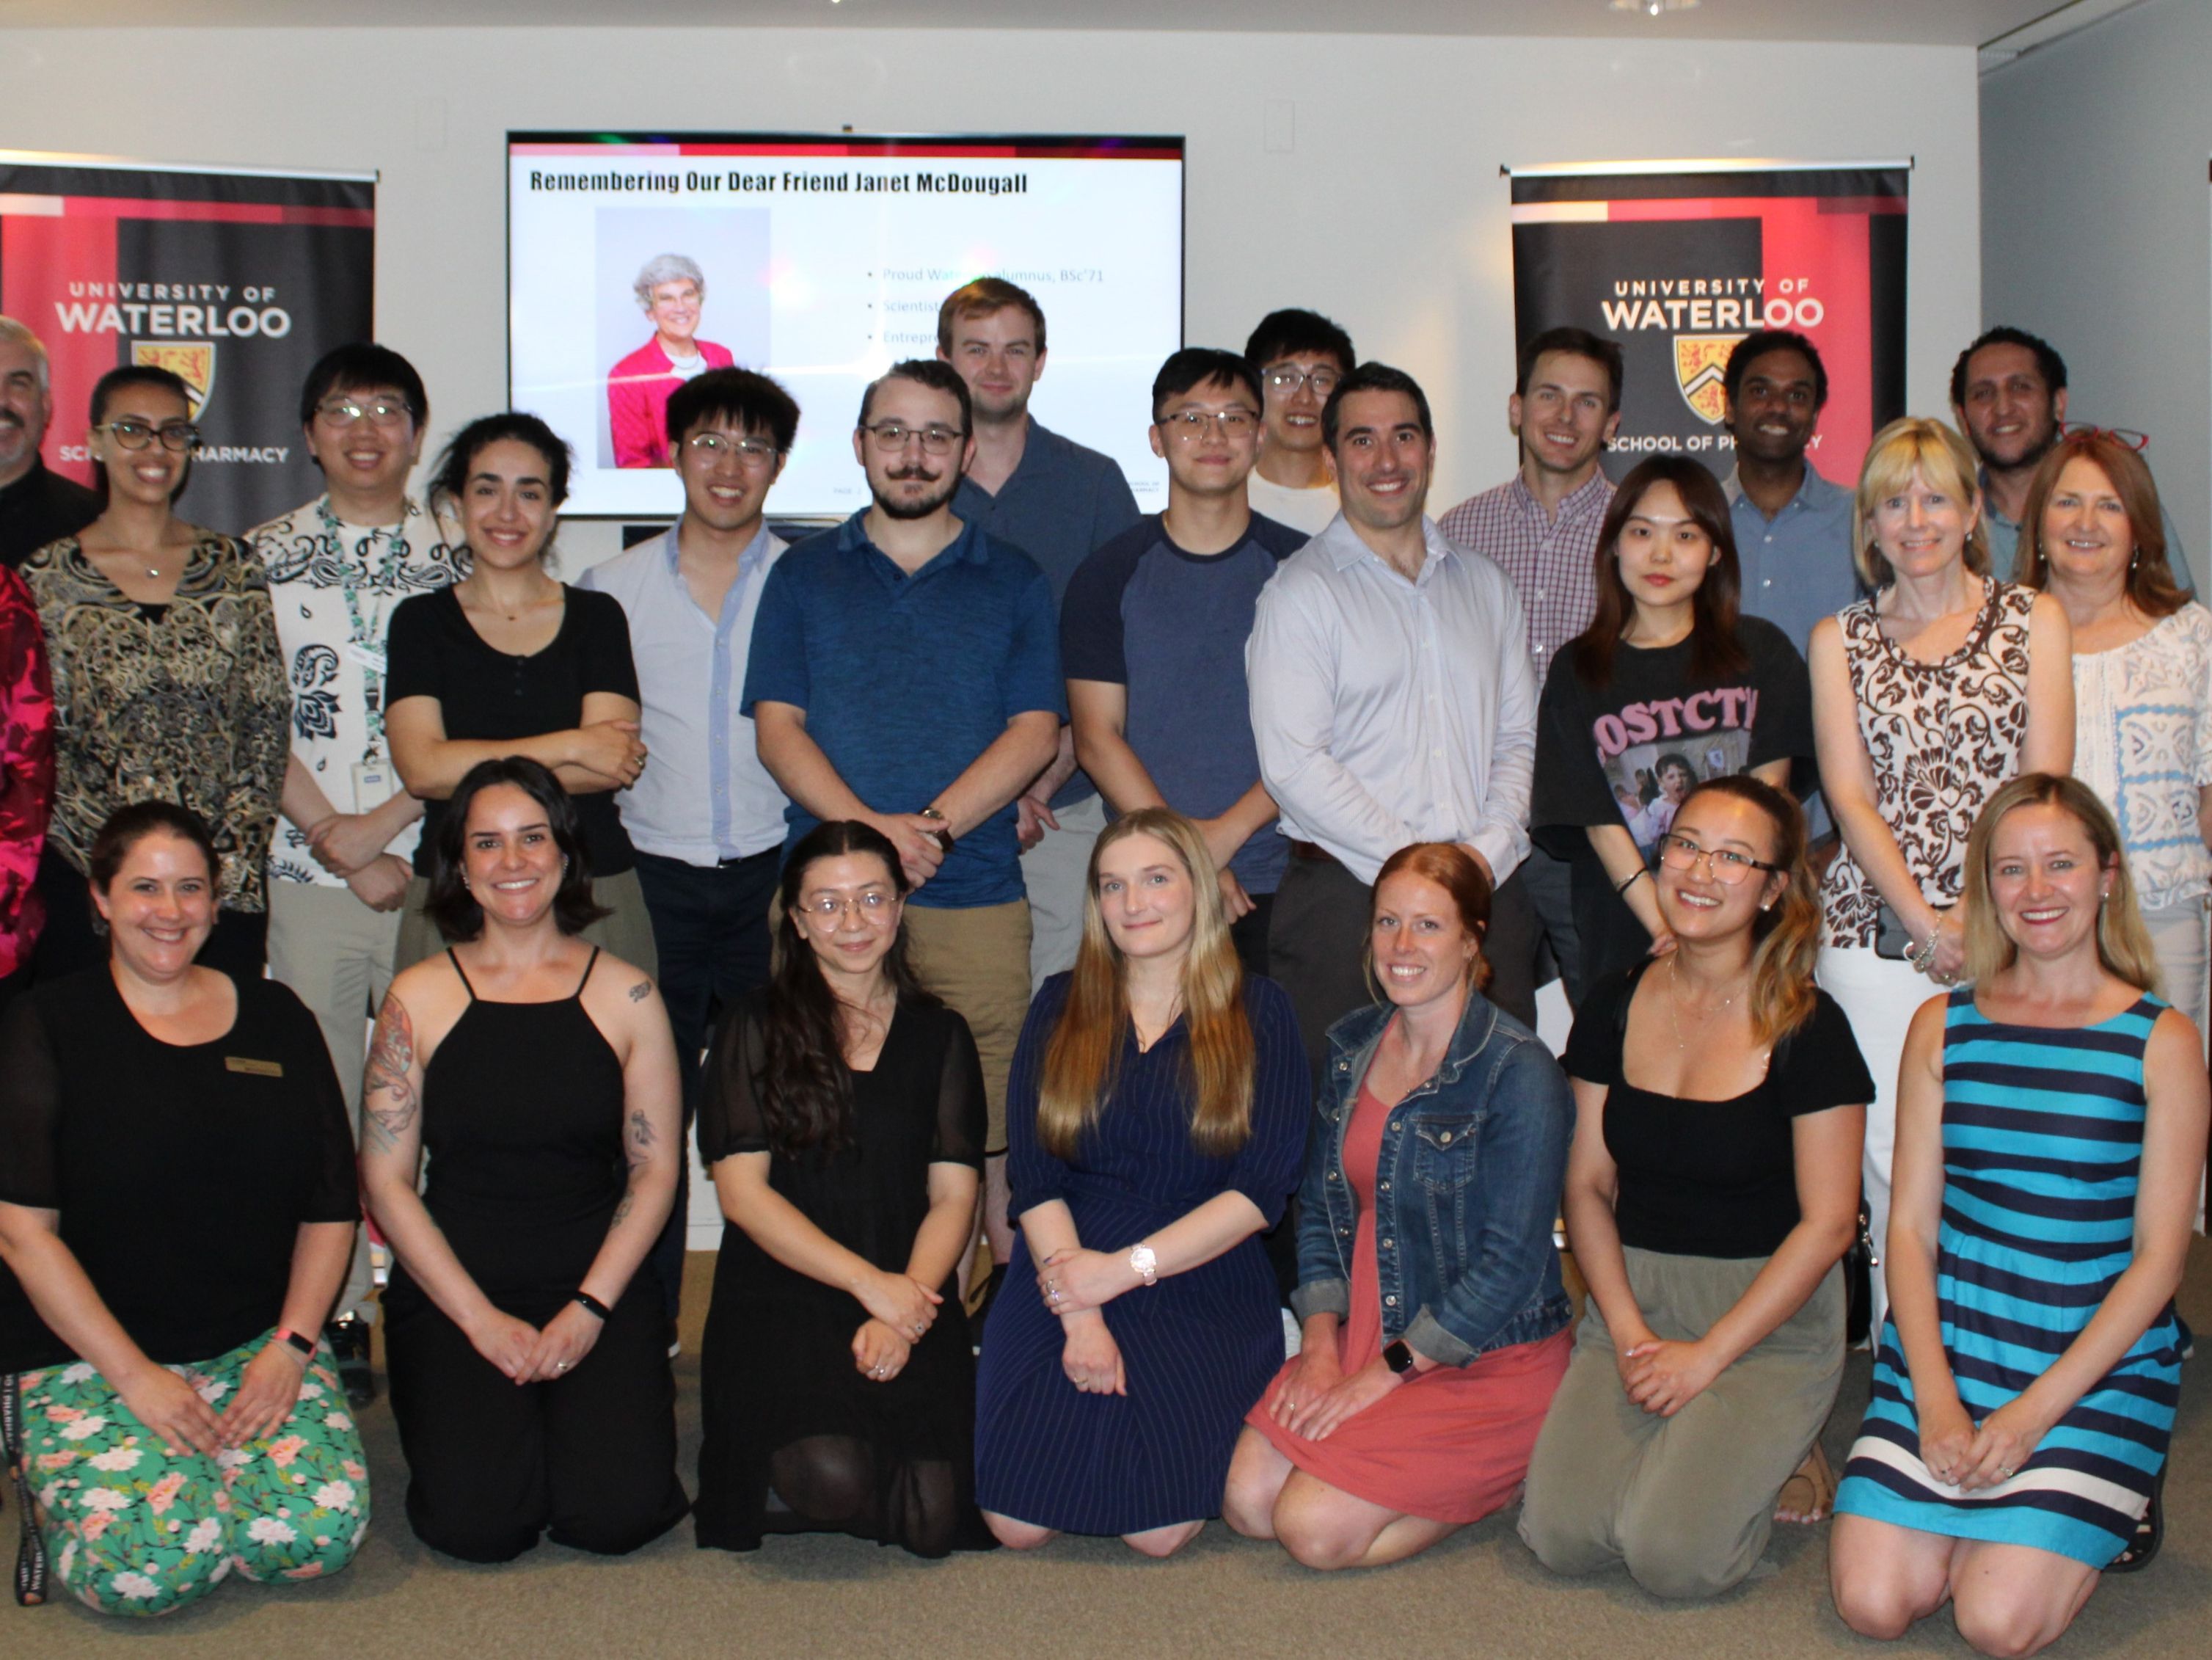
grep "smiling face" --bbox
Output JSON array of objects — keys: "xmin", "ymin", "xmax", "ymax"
[
  {"xmin": 1510, "ymin": 349, "xmax": 1618, "ymax": 483},
  {"xmin": 1094, "ymin": 830, "xmax": 1198, "ymax": 967},
  {"xmin": 1987, "ymin": 800, "xmax": 2114, "ymax": 964},
  {"xmin": 1257, "ymin": 352, "xmax": 1343, "ymax": 459},
  {"xmin": 674, "ymin": 414, "xmax": 784, "ymax": 532},
  {"xmin": 0, "ymin": 334, "xmax": 50, "ymax": 487},
  {"xmin": 1654, "ymin": 791, "xmax": 1786, "ymax": 944},
  {"xmin": 2037, "ymin": 454, "xmax": 2133, "ymax": 590},
  {"xmin": 647, "ymin": 279, "xmax": 703, "ymax": 349},
  {"xmin": 855, "ymin": 374, "xmax": 971, "ymax": 522},
  {"xmin": 790, "ymin": 849, "xmax": 903, "ymax": 982},
  {"xmin": 91, "ymin": 382, "xmax": 194, "ymax": 509},
  {"xmin": 460, "ymin": 782, "xmax": 564, "ymax": 929},
  {"xmin": 941, "ymin": 305, "xmax": 1043, "ymax": 423},
  {"xmin": 1615, "ymin": 479, "xmax": 1716, "ymax": 613},
  {"xmin": 1370, "ymin": 870, "xmax": 1481, "ymax": 1013},
  {"xmin": 304, "ymin": 379, "xmax": 422, "ymax": 502},
  {"xmin": 457, "ymin": 437, "xmax": 558, "ymax": 569},
  {"xmin": 1331, "ymin": 388, "xmax": 1433, "ymax": 535},
  {"xmin": 94, "ymin": 829, "xmax": 216, "ymax": 981},
  {"xmin": 1955, "ymin": 341, "xmax": 2065, "ymax": 474},
  {"xmin": 1149, "ymin": 374, "xmax": 1262, "ymax": 500},
  {"xmin": 1869, "ymin": 464, "xmax": 1976, "ymax": 583},
  {"xmin": 1724, "ymin": 347, "xmax": 1820, "ymax": 466}
]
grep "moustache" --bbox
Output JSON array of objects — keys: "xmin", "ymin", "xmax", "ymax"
[{"xmin": 885, "ymin": 464, "xmax": 943, "ymax": 482}]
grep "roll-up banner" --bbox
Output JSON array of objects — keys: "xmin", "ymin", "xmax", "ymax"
[
  {"xmin": 0, "ymin": 151, "xmax": 376, "ymax": 533},
  {"xmin": 1508, "ymin": 161, "xmax": 1908, "ymax": 487}
]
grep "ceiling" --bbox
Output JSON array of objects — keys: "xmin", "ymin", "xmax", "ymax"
[{"xmin": 0, "ymin": 0, "xmax": 2136, "ymax": 48}]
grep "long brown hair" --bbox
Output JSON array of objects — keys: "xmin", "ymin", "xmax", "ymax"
[
  {"xmin": 1960, "ymin": 773, "xmax": 2161, "ymax": 993},
  {"xmin": 1571, "ymin": 454, "xmax": 1748, "ymax": 687},
  {"xmin": 1667, "ymin": 776, "xmax": 1821, "ymax": 1047},
  {"xmin": 1036, "ymin": 809, "xmax": 1253, "ymax": 1160},
  {"xmin": 2012, "ymin": 431, "xmax": 2187, "ymax": 621}
]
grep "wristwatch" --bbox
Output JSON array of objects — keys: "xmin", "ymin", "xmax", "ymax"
[
  {"xmin": 1128, "ymin": 1243, "xmax": 1158, "ymax": 1287},
  {"xmin": 1382, "ymin": 1339, "xmax": 1417, "ymax": 1375},
  {"xmin": 271, "ymin": 1328, "xmax": 316, "ymax": 1362},
  {"xmin": 918, "ymin": 806, "xmax": 955, "ymax": 856}
]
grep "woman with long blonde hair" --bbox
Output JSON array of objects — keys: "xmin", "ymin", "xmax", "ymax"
[{"xmin": 973, "ymin": 807, "xmax": 1306, "ymax": 1557}]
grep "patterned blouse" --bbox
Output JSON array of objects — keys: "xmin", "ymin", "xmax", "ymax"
[
  {"xmin": 2072, "ymin": 603, "xmax": 2212, "ymax": 909},
  {"xmin": 0, "ymin": 565, "xmax": 55, "ymax": 976},
  {"xmin": 21, "ymin": 534, "xmax": 289, "ymax": 914},
  {"xmin": 1820, "ymin": 579, "xmax": 2036, "ymax": 950}
]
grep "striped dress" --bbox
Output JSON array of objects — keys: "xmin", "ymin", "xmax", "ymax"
[{"xmin": 1834, "ymin": 989, "xmax": 2183, "ymax": 1567}]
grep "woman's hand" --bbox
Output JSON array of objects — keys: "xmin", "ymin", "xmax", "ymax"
[
  {"xmin": 464, "ymin": 1306, "xmax": 541, "ymax": 1385},
  {"xmin": 1280, "ymin": 1355, "xmax": 1403, "ymax": 1441},
  {"xmin": 1925, "ymin": 909, "xmax": 1968, "ymax": 984},
  {"xmin": 218, "ymin": 1343, "xmax": 308, "ymax": 1448},
  {"xmin": 855, "ymin": 1270, "xmax": 941, "ymax": 1342},
  {"xmin": 1618, "ymin": 1338, "xmax": 1722, "ymax": 1417},
  {"xmin": 116, "ymin": 1364, "xmax": 224, "ymax": 1457},
  {"xmin": 572, "ymin": 719, "xmax": 647, "ymax": 786},
  {"xmin": 1036, "ymin": 1246, "xmax": 1134, "ymax": 1315},
  {"xmin": 1266, "ymin": 1340, "xmax": 1345, "ymax": 1430},
  {"xmin": 853, "ymin": 1319, "xmax": 912, "ymax": 1383},
  {"xmin": 522, "ymin": 1301, "xmax": 607, "ymax": 1383},
  {"xmin": 1954, "ymin": 1397, "xmax": 2051, "ymax": 1492},
  {"xmin": 1059, "ymin": 1310, "xmax": 1126, "ymax": 1395},
  {"xmin": 1915, "ymin": 1392, "xmax": 1978, "ymax": 1487}
]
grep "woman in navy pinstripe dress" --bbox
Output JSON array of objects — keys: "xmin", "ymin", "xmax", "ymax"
[{"xmin": 974, "ymin": 809, "xmax": 1307, "ymax": 1556}]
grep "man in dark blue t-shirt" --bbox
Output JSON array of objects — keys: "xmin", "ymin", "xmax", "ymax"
[
  {"xmin": 745, "ymin": 358, "xmax": 1062, "ymax": 1278},
  {"xmin": 1063, "ymin": 349, "xmax": 1304, "ymax": 975}
]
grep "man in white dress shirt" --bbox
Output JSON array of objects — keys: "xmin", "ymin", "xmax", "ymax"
[{"xmin": 1248, "ymin": 363, "xmax": 1539, "ymax": 1075}]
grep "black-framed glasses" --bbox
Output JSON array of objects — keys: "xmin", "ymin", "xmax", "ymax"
[
  {"xmin": 2061, "ymin": 423, "xmax": 2149, "ymax": 452},
  {"xmin": 1656, "ymin": 832, "xmax": 1781, "ymax": 885},
  {"xmin": 314, "ymin": 396, "xmax": 415, "ymax": 429},
  {"xmin": 1158, "ymin": 408, "xmax": 1258, "ymax": 440},
  {"xmin": 685, "ymin": 431, "xmax": 778, "ymax": 465},
  {"xmin": 1263, "ymin": 366, "xmax": 1340, "ymax": 396},
  {"xmin": 859, "ymin": 421, "xmax": 965, "ymax": 455},
  {"xmin": 94, "ymin": 418, "xmax": 200, "ymax": 453}
]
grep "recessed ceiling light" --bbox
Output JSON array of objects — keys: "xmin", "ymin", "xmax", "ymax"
[{"xmin": 1610, "ymin": 0, "xmax": 1701, "ymax": 15}]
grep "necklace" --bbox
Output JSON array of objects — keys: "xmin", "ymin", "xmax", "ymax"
[{"xmin": 1665, "ymin": 955, "xmax": 1743, "ymax": 1051}]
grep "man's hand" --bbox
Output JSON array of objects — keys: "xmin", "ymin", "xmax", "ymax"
[
  {"xmin": 346, "ymin": 853, "xmax": 414, "ymax": 914},
  {"xmin": 1015, "ymin": 793, "xmax": 1059, "ymax": 853},
  {"xmin": 306, "ymin": 812, "xmax": 391, "ymax": 876},
  {"xmin": 866, "ymin": 812, "xmax": 949, "ymax": 889}
]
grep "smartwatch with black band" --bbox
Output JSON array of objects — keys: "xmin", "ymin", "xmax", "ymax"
[{"xmin": 1382, "ymin": 1339, "xmax": 1417, "ymax": 1375}]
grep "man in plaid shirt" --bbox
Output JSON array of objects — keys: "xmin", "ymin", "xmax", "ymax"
[{"xmin": 1435, "ymin": 327, "xmax": 1622, "ymax": 1007}]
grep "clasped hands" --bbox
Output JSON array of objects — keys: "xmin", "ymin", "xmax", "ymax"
[
  {"xmin": 1916, "ymin": 1394, "xmax": 2046, "ymax": 1493},
  {"xmin": 1264, "ymin": 1343, "xmax": 1406, "ymax": 1441},
  {"xmin": 467, "ymin": 1300, "xmax": 607, "ymax": 1386},
  {"xmin": 1614, "ymin": 1333, "xmax": 1722, "ymax": 1417},
  {"xmin": 1036, "ymin": 1247, "xmax": 1136, "ymax": 1396},
  {"xmin": 850, "ymin": 1267, "xmax": 943, "ymax": 1384}
]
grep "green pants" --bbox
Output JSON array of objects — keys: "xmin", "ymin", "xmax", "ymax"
[{"xmin": 12, "ymin": 1332, "xmax": 371, "ymax": 1617}]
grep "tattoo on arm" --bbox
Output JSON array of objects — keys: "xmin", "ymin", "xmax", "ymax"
[
  {"xmin": 363, "ymin": 994, "xmax": 420, "ymax": 1155},
  {"xmin": 629, "ymin": 978, "xmax": 652, "ymax": 1004},
  {"xmin": 611, "ymin": 1107, "xmax": 655, "ymax": 1227}
]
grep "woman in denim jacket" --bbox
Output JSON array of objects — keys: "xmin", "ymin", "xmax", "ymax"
[{"xmin": 1224, "ymin": 842, "xmax": 1574, "ymax": 1569}]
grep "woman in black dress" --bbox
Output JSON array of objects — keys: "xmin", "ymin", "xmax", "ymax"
[
  {"xmin": 358, "ymin": 757, "xmax": 687, "ymax": 1563},
  {"xmin": 694, "ymin": 820, "xmax": 990, "ymax": 1557}
]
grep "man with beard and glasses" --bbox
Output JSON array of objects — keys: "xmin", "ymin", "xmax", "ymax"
[
  {"xmin": 1952, "ymin": 325, "xmax": 2191, "ymax": 590},
  {"xmin": 1249, "ymin": 363, "xmax": 1541, "ymax": 1077},
  {"xmin": 745, "ymin": 359, "xmax": 1062, "ymax": 1304},
  {"xmin": 0, "ymin": 317, "xmax": 98, "ymax": 569}
]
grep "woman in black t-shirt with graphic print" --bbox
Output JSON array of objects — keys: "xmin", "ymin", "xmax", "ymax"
[{"xmin": 1533, "ymin": 456, "xmax": 1814, "ymax": 989}]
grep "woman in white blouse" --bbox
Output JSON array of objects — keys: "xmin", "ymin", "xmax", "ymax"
[{"xmin": 2016, "ymin": 428, "xmax": 2212, "ymax": 1038}]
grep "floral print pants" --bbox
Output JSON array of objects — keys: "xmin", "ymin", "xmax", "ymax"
[{"xmin": 10, "ymin": 1332, "xmax": 371, "ymax": 1616}]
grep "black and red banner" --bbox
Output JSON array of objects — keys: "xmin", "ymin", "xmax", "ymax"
[
  {"xmin": 1510, "ymin": 163, "xmax": 1908, "ymax": 487},
  {"xmin": 0, "ymin": 153, "xmax": 375, "ymax": 532}
]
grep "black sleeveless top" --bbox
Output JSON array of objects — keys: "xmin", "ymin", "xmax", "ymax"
[{"xmin": 403, "ymin": 947, "xmax": 627, "ymax": 1319}]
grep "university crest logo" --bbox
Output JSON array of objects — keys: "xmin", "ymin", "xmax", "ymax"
[
  {"xmin": 129, "ymin": 341, "xmax": 217, "ymax": 420},
  {"xmin": 1673, "ymin": 335, "xmax": 1742, "ymax": 426}
]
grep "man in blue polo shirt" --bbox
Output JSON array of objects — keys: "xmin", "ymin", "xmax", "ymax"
[
  {"xmin": 745, "ymin": 357, "xmax": 1062, "ymax": 1281},
  {"xmin": 939, "ymin": 277, "xmax": 1141, "ymax": 994},
  {"xmin": 1064, "ymin": 348, "xmax": 1304, "ymax": 976}
]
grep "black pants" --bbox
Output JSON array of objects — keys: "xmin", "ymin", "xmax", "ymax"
[
  {"xmin": 1230, "ymin": 891, "xmax": 1274, "ymax": 981},
  {"xmin": 632, "ymin": 847, "xmax": 779, "ymax": 1318},
  {"xmin": 33, "ymin": 845, "xmax": 266, "ymax": 983}
]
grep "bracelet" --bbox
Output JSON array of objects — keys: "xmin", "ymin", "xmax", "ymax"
[
  {"xmin": 1907, "ymin": 930, "xmax": 1941, "ymax": 973},
  {"xmin": 1616, "ymin": 865, "xmax": 1647, "ymax": 897},
  {"xmin": 572, "ymin": 1290, "xmax": 612, "ymax": 1322}
]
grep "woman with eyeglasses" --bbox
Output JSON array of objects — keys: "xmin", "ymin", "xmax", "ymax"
[
  {"xmin": 19, "ymin": 365, "xmax": 288, "ymax": 980},
  {"xmin": 693, "ymin": 819, "xmax": 993, "ymax": 1557},
  {"xmin": 1519, "ymin": 776, "xmax": 1871, "ymax": 1598},
  {"xmin": 1533, "ymin": 454, "xmax": 1814, "ymax": 993}
]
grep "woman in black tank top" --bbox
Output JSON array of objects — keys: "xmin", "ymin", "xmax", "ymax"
[{"xmin": 359, "ymin": 757, "xmax": 688, "ymax": 1563}]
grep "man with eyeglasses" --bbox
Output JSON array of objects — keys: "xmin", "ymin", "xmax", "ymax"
[
  {"xmin": 1064, "ymin": 349, "xmax": 1305, "ymax": 975},
  {"xmin": 937, "ymin": 277, "xmax": 1139, "ymax": 997},
  {"xmin": 0, "ymin": 316, "xmax": 98, "ymax": 569},
  {"xmin": 580, "ymin": 366, "xmax": 800, "ymax": 1342},
  {"xmin": 1436, "ymin": 326, "xmax": 1624, "ymax": 1008},
  {"xmin": 746, "ymin": 357, "xmax": 1062, "ymax": 1295},
  {"xmin": 248, "ymin": 342, "xmax": 457, "ymax": 1405},
  {"xmin": 1242, "ymin": 308, "xmax": 1356, "ymax": 537}
]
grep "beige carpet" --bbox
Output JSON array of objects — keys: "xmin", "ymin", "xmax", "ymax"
[{"xmin": 4, "ymin": 1242, "xmax": 2207, "ymax": 1660}]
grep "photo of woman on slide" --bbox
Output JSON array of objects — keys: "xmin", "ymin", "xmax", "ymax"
[{"xmin": 606, "ymin": 253, "xmax": 736, "ymax": 468}]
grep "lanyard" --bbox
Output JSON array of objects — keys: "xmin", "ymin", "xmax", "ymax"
[{"xmin": 315, "ymin": 498, "xmax": 414, "ymax": 755}]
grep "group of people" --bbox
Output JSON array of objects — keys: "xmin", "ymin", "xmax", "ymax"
[{"xmin": 0, "ymin": 281, "xmax": 2203, "ymax": 1660}]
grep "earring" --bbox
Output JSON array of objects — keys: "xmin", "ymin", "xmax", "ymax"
[
  {"xmin": 460, "ymin": 875, "xmax": 470, "ymax": 890},
  {"xmin": 1760, "ymin": 900, "xmax": 1774, "ymax": 912},
  {"xmin": 2130, "ymin": 550, "xmax": 2140, "ymax": 571}
]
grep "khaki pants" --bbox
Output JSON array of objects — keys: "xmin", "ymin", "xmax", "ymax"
[
  {"xmin": 266, "ymin": 881, "xmax": 401, "ymax": 1320},
  {"xmin": 902, "ymin": 898, "xmax": 1032, "ymax": 1155},
  {"xmin": 393, "ymin": 867, "xmax": 660, "ymax": 983}
]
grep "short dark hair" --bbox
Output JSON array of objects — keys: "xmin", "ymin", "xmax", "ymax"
[
  {"xmin": 426, "ymin": 412, "xmax": 573, "ymax": 513},
  {"xmin": 1516, "ymin": 327, "xmax": 1625, "ymax": 414},
  {"xmin": 858, "ymin": 358, "xmax": 971, "ymax": 433},
  {"xmin": 423, "ymin": 757, "xmax": 608, "ymax": 943},
  {"xmin": 1150, "ymin": 348, "xmax": 1263, "ymax": 421},
  {"xmin": 298, "ymin": 343, "xmax": 428, "ymax": 431},
  {"xmin": 665, "ymin": 366, "xmax": 800, "ymax": 451},
  {"xmin": 1723, "ymin": 330, "xmax": 1828, "ymax": 410},
  {"xmin": 937, "ymin": 277, "xmax": 1046, "ymax": 356},
  {"xmin": 1244, "ymin": 309, "xmax": 1355, "ymax": 375},
  {"xmin": 89, "ymin": 365, "xmax": 196, "ymax": 508},
  {"xmin": 87, "ymin": 800, "xmax": 219, "ymax": 895},
  {"xmin": 1321, "ymin": 362, "xmax": 1434, "ymax": 451},
  {"xmin": 1950, "ymin": 326, "xmax": 2068, "ymax": 408}
]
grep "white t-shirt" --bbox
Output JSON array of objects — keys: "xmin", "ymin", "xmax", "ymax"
[{"xmin": 1246, "ymin": 470, "xmax": 1340, "ymax": 537}]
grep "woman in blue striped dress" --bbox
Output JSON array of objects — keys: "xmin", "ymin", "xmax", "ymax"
[{"xmin": 1831, "ymin": 773, "xmax": 2208, "ymax": 1656}]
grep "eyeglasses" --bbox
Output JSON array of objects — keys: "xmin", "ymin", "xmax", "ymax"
[
  {"xmin": 685, "ymin": 431, "xmax": 779, "ymax": 465},
  {"xmin": 1263, "ymin": 367, "xmax": 1341, "ymax": 396},
  {"xmin": 2060, "ymin": 423, "xmax": 2150, "ymax": 452},
  {"xmin": 93, "ymin": 419, "xmax": 200, "ymax": 453},
  {"xmin": 1656, "ymin": 833, "xmax": 1782, "ymax": 885},
  {"xmin": 799, "ymin": 891, "xmax": 900, "ymax": 921},
  {"xmin": 314, "ymin": 396, "xmax": 415, "ymax": 429},
  {"xmin": 859, "ymin": 421, "xmax": 966, "ymax": 455},
  {"xmin": 1159, "ymin": 408, "xmax": 1258, "ymax": 440}
]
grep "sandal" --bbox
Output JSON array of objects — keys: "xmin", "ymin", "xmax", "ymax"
[
  {"xmin": 2106, "ymin": 1465, "xmax": 2164, "ymax": 1574},
  {"xmin": 1775, "ymin": 1444, "xmax": 1837, "ymax": 1524}
]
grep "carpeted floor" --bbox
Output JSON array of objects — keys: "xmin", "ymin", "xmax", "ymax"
[{"xmin": 4, "ymin": 1242, "xmax": 2207, "ymax": 1660}]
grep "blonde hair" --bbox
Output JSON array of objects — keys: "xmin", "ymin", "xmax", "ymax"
[
  {"xmin": 1852, "ymin": 416, "xmax": 1992, "ymax": 590},
  {"xmin": 1035, "ymin": 809, "xmax": 1253, "ymax": 1159},
  {"xmin": 1960, "ymin": 773, "xmax": 2162, "ymax": 992}
]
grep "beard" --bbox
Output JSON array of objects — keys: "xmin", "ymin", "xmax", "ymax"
[{"xmin": 872, "ymin": 465, "xmax": 960, "ymax": 521}]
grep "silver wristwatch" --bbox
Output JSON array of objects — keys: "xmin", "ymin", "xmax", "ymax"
[{"xmin": 1128, "ymin": 1243, "xmax": 1158, "ymax": 1287}]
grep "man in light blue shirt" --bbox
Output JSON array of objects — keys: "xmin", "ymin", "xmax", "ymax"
[{"xmin": 580, "ymin": 366, "xmax": 798, "ymax": 1328}]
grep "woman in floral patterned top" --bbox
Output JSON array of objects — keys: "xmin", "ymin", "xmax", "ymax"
[
  {"xmin": 1807, "ymin": 418, "xmax": 2074, "ymax": 1317},
  {"xmin": 0, "ymin": 561, "xmax": 54, "ymax": 1002},
  {"xmin": 18, "ymin": 365, "xmax": 287, "ymax": 980}
]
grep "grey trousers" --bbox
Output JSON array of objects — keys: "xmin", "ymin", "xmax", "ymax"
[{"xmin": 1519, "ymin": 1248, "xmax": 1845, "ymax": 1600}]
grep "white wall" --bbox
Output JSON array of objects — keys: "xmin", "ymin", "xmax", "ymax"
[
  {"xmin": 1982, "ymin": 0, "xmax": 2209, "ymax": 580},
  {"xmin": 1, "ymin": 25, "xmax": 1982, "ymax": 569}
]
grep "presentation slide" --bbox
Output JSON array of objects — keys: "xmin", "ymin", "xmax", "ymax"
[{"xmin": 508, "ymin": 133, "xmax": 1185, "ymax": 521}]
